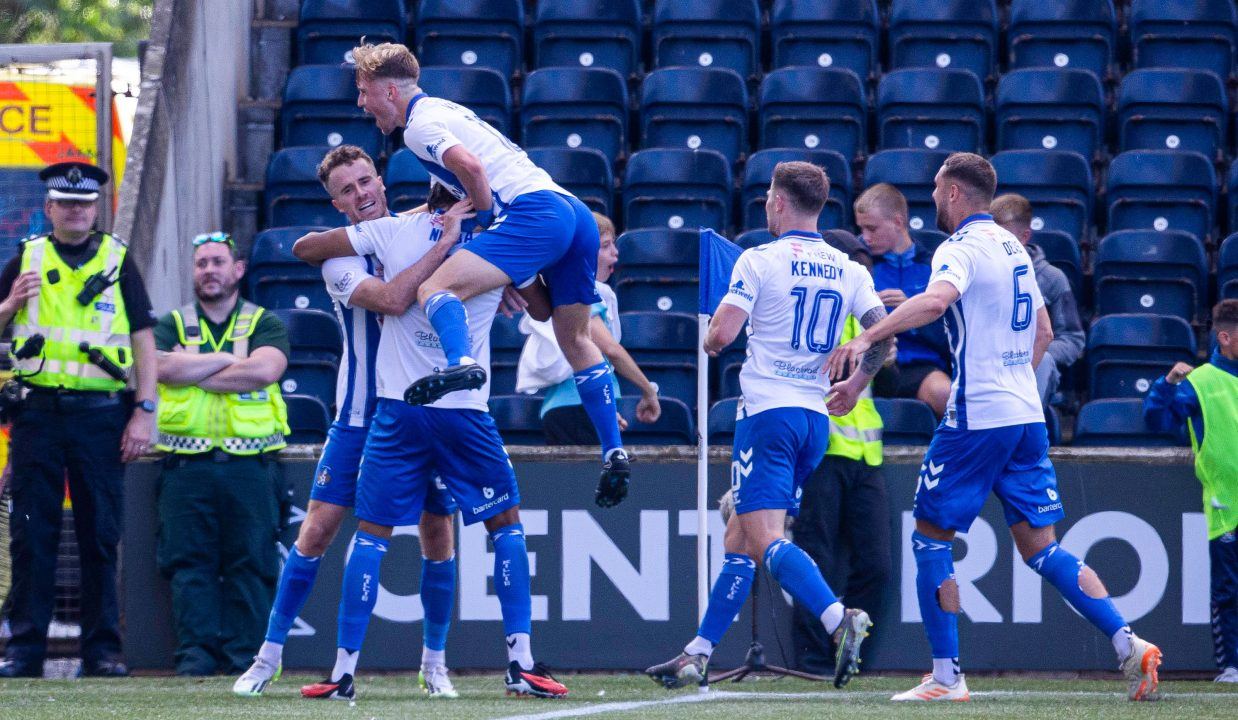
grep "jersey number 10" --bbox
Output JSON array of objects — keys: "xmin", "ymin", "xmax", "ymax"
[{"xmin": 789, "ymin": 287, "xmax": 844, "ymax": 354}]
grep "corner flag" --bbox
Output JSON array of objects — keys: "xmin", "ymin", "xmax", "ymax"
[{"xmin": 698, "ymin": 228, "xmax": 743, "ymax": 315}]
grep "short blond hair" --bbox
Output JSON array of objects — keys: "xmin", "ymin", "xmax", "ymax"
[
  {"xmin": 991, "ymin": 193, "xmax": 1032, "ymax": 229},
  {"xmin": 352, "ymin": 42, "xmax": 420, "ymax": 83},
  {"xmin": 592, "ymin": 212, "xmax": 616, "ymax": 240},
  {"xmin": 854, "ymin": 183, "xmax": 908, "ymax": 220}
]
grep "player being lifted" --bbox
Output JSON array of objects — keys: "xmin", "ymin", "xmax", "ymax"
[
  {"xmin": 350, "ymin": 42, "xmax": 631, "ymax": 507},
  {"xmin": 829, "ymin": 153, "xmax": 1163, "ymax": 702},
  {"xmin": 646, "ymin": 162, "xmax": 889, "ymax": 690}
]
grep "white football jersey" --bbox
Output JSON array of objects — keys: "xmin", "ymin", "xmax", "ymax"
[
  {"xmin": 345, "ymin": 212, "xmax": 502, "ymax": 411},
  {"xmin": 929, "ymin": 214, "xmax": 1046, "ymax": 430},
  {"xmin": 404, "ymin": 94, "xmax": 566, "ymax": 207},
  {"xmin": 321, "ymin": 255, "xmax": 382, "ymax": 427},
  {"xmin": 720, "ymin": 231, "xmax": 884, "ymax": 417}
]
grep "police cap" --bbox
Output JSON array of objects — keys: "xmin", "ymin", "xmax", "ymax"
[{"xmin": 38, "ymin": 161, "xmax": 109, "ymax": 202}]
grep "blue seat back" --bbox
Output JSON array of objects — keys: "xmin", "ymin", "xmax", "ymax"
[
  {"xmin": 1074, "ymin": 399, "xmax": 1186, "ymax": 447},
  {"xmin": 874, "ymin": 398, "xmax": 937, "ymax": 445},
  {"xmin": 525, "ymin": 146, "xmax": 613, "ymax": 215},
  {"xmin": 1130, "ymin": 0, "xmax": 1237, "ymax": 80},
  {"xmin": 384, "ymin": 148, "xmax": 431, "ymax": 212},
  {"xmin": 280, "ymin": 65, "xmax": 384, "ymax": 155},
  {"xmin": 706, "ymin": 398, "xmax": 739, "ymax": 446},
  {"xmin": 617, "ymin": 396, "xmax": 695, "ymax": 444},
  {"xmin": 759, "ymin": 67, "xmax": 866, "ymax": 162},
  {"xmin": 272, "ymin": 308, "xmax": 343, "ymax": 360},
  {"xmin": 415, "ymin": 0, "xmax": 524, "ymax": 78},
  {"xmin": 532, "ymin": 0, "xmax": 642, "ymax": 78},
  {"xmin": 265, "ymin": 146, "xmax": 345, "ymax": 228},
  {"xmin": 741, "ymin": 149, "xmax": 851, "ymax": 231},
  {"xmin": 623, "ymin": 149, "xmax": 733, "ymax": 233},
  {"xmin": 1105, "ymin": 150, "xmax": 1217, "ymax": 244},
  {"xmin": 1093, "ymin": 230, "xmax": 1207, "ymax": 321},
  {"xmin": 489, "ymin": 395, "xmax": 546, "ymax": 445},
  {"xmin": 1030, "ymin": 230, "xmax": 1083, "ymax": 298},
  {"xmin": 521, "ymin": 67, "xmax": 628, "ymax": 164},
  {"xmin": 616, "ymin": 311, "xmax": 698, "ymax": 405},
  {"xmin": 651, "ymin": 0, "xmax": 761, "ymax": 78},
  {"xmin": 247, "ymin": 226, "xmax": 328, "ymax": 305},
  {"xmin": 995, "ymin": 69, "xmax": 1105, "ymax": 160},
  {"xmin": 888, "ymin": 0, "xmax": 998, "ymax": 80},
  {"xmin": 1087, "ymin": 314, "xmax": 1196, "ymax": 398},
  {"xmin": 1117, "ymin": 69, "xmax": 1228, "ymax": 159},
  {"xmin": 862, "ymin": 149, "xmax": 951, "ymax": 232},
  {"xmin": 284, "ymin": 394, "xmax": 332, "ymax": 444},
  {"xmin": 640, "ymin": 68, "xmax": 748, "ymax": 162},
  {"xmin": 877, "ymin": 68, "xmax": 985, "ymax": 153},
  {"xmin": 613, "ymin": 230, "xmax": 699, "ymax": 314},
  {"xmin": 417, "ymin": 66, "xmax": 512, "ymax": 135},
  {"xmin": 297, "ymin": 0, "xmax": 406, "ymax": 66},
  {"xmin": 736, "ymin": 229, "xmax": 774, "ymax": 250},
  {"xmin": 910, "ymin": 229, "xmax": 948, "ymax": 255},
  {"xmin": 1008, "ymin": 0, "xmax": 1116, "ymax": 79},
  {"xmin": 991, "ymin": 150, "xmax": 1093, "ymax": 243},
  {"xmin": 769, "ymin": 0, "xmax": 880, "ymax": 79},
  {"xmin": 1220, "ymin": 233, "xmax": 1238, "ymax": 300}
]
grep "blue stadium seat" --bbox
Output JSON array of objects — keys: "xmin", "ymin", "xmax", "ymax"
[
  {"xmin": 1220, "ymin": 233, "xmax": 1238, "ymax": 300},
  {"xmin": 769, "ymin": 0, "xmax": 880, "ymax": 79},
  {"xmin": 280, "ymin": 65, "xmax": 385, "ymax": 156},
  {"xmin": 489, "ymin": 313, "xmax": 526, "ymax": 395},
  {"xmin": 532, "ymin": 0, "xmax": 642, "ymax": 78},
  {"xmin": 296, "ymin": 0, "xmax": 405, "ymax": 66},
  {"xmin": 1073, "ymin": 399, "xmax": 1187, "ymax": 447},
  {"xmin": 272, "ymin": 308, "xmax": 343, "ymax": 410},
  {"xmin": 651, "ymin": 0, "xmax": 761, "ymax": 79},
  {"xmin": 1117, "ymin": 69, "xmax": 1228, "ymax": 159},
  {"xmin": 910, "ymin": 229, "xmax": 948, "ymax": 256},
  {"xmin": 1106, "ymin": 150, "xmax": 1217, "ymax": 246},
  {"xmin": 285, "ymin": 394, "xmax": 332, "ymax": 444},
  {"xmin": 618, "ymin": 396, "xmax": 695, "ymax": 445},
  {"xmin": 862, "ymin": 149, "xmax": 951, "ymax": 232},
  {"xmin": 991, "ymin": 150, "xmax": 1093, "ymax": 244},
  {"xmin": 1087, "ymin": 314, "xmax": 1196, "ymax": 399},
  {"xmin": 995, "ymin": 69, "xmax": 1105, "ymax": 160},
  {"xmin": 735, "ymin": 229, "xmax": 773, "ymax": 250},
  {"xmin": 706, "ymin": 397, "xmax": 739, "ymax": 446},
  {"xmin": 616, "ymin": 311, "xmax": 698, "ymax": 407},
  {"xmin": 264, "ymin": 147, "xmax": 345, "ymax": 228},
  {"xmin": 1130, "ymin": 0, "xmax": 1237, "ymax": 81},
  {"xmin": 613, "ymin": 230, "xmax": 698, "ymax": 314},
  {"xmin": 759, "ymin": 68, "xmax": 866, "ymax": 162},
  {"xmin": 873, "ymin": 398, "xmax": 936, "ymax": 445},
  {"xmin": 623, "ymin": 149, "xmax": 733, "ymax": 233},
  {"xmin": 1093, "ymin": 230, "xmax": 1208, "ymax": 322},
  {"xmin": 526, "ymin": 147, "xmax": 613, "ymax": 215},
  {"xmin": 489, "ymin": 395, "xmax": 546, "ymax": 445},
  {"xmin": 877, "ymin": 69, "xmax": 985, "ymax": 153},
  {"xmin": 741, "ymin": 149, "xmax": 851, "ymax": 232},
  {"xmin": 384, "ymin": 148, "xmax": 431, "ymax": 212},
  {"xmin": 640, "ymin": 67, "xmax": 748, "ymax": 162},
  {"xmin": 417, "ymin": 66, "xmax": 512, "ymax": 135},
  {"xmin": 1030, "ymin": 230, "xmax": 1083, "ymax": 298},
  {"xmin": 888, "ymin": 0, "xmax": 998, "ymax": 81},
  {"xmin": 247, "ymin": 226, "xmax": 332, "ymax": 313},
  {"xmin": 414, "ymin": 0, "xmax": 523, "ymax": 79},
  {"xmin": 1007, "ymin": 0, "xmax": 1116, "ymax": 80},
  {"xmin": 717, "ymin": 331, "xmax": 747, "ymax": 401},
  {"xmin": 521, "ymin": 68, "xmax": 627, "ymax": 164}
]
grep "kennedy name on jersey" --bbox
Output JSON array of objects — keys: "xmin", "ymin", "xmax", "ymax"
[{"xmin": 789, "ymin": 259, "xmax": 843, "ymax": 280}]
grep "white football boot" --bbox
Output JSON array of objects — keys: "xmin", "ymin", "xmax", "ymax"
[
  {"xmin": 233, "ymin": 656, "xmax": 281, "ymax": 697},
  {"xmin": 419, "ymin": 664, "xmax": 459, "ymax": 698},
  {"xmin": 1120, "ymin": 635, "xmax": 1162, "ymax": 701},
  {"xmin": 1214, "ymin": 667, "xmax": 1238, "ymax": 683},
  {"xmin": 891, "ymin": 673, "xmax": 970, "ymax": 702}
]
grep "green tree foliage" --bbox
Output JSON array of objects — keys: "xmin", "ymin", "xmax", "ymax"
[{"xmin": 1, "ymin": 0, "xmax": 154, "ymax": 57}]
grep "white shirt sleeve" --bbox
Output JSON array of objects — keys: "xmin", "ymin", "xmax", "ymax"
[
  {"xmin": 321, "ymin": 256, "xmax": 373, "ymax": 307},
  {"xmin": 717, "ymin": 250, "xmax": 760, "ymax": 314},
  {"xmin": 929, "ymin": 243, "xmax": 976, "ymax": 296},
  {"xmin": 406, "ymin": 112, "xmax": 463, "ymax": 165},
  {"xmin": 345, "ymin": 215, "xmax": 413, "ymax": 262}
]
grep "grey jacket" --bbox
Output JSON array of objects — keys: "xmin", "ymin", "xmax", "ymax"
[{"xmin": 1029, "ymin": 244, "xmax": 1084, "ymax": 368}]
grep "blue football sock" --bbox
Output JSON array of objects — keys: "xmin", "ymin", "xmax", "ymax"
[
  {"xmin": 420, "ymin": 556, "xmax": 456, "ymax": 653},
  {"xmin": 1029, "ymin": 542, "xmax": 1128, "ymax": 638},
  {"xmin": 491, "ymin": 524, "xmax": 532, "ymax": 636},
  {"xmin": 424, "ymin": 291, "xmax": 471, "ymax": 366},
  {"xmin": 337, "ymin": 531, "xmax": 389, "ymax": 653},
  {"xmin": 265, "ymin": 545, "xmax": 322, "ymax": 644},
  {"xmin": 695, "ymin": 553, "xmax": 756, "ymax": 645},
  {"xmin": 574, "ymin": 361, "xmax": 623, "ymax": 457},
  {"xmin": 912, "ymin": 532, "xmax": 959, "ymax": 662},
  {"xmin": 764, "ymin": 539, "xmax": 840, "ymax": 621}
]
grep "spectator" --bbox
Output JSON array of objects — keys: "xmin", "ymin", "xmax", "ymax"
[
  {"xmin": 991, "ymin": 194, "xmax": 1084, "ymax": 405},
  {"xmin": 1143, "ymin": 299, "xmax": 1238, "ymax": 683},
  {"xmin": 516, "ymin": 213, "xmax": 660, "ymax": 443},
  {"xmin": 853, "ymin": 184, "xmax": 951, "ymax": 417}
]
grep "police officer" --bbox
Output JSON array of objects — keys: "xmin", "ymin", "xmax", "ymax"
[
  {"xmin": 0, "ymin": 162, "xmax": 158, "ymax": 678},
  {"xmin": 153, "ymin": 232, "xmax": 290, "ymax": 676}
]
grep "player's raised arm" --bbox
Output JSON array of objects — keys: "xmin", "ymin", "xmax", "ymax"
[
  {"xmin": 442, "ymin": 145, "xmax": 495, "ymax": 226},
  {"xmin": 292, "ymin": 227, "xmax": 355, "ymax": 265}
]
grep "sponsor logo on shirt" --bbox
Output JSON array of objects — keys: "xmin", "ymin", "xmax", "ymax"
[
  {"xmin": 933, "ymin": 263, "xmax": 964, "ymax": 283},
  {"xmin": 1002, "ymin": 349, "xmax": 1031, "ymax": 367},
  {"xmin": 772, "ymin": 359, "xmax": 819, "ymax": 380},
  {"xmin": 426, "ymin": 138, "xmax": 448, "ymax": 161},
  {"xmin": 414, "ymin": 330, "xmax": 443, "ymax": 349},
  {"xmin": 334, "ymin": 271, "xmax": 355, "ymax": 293},
  {"xmin": 728, "ymin": 279, "xmax": 753, "ymax": 302}
]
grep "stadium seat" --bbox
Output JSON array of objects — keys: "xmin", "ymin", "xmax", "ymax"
[
  {"xmin": 532, "ymin": 0, "xmax": 642, "ymax": 78},
  {"xmin": 1220, "ymin": 233, "xmax": 1238, "ymax": 300},
  {"xmin": 1093, "ymin": 230, "xmax": 1208, "ymax": 322},
  {"xmin": 613, "ymin": 230, "xmax": 698, "ymax": 314},
  {"xmin": 910, "ymin": 229, "xmax": 948, "ymax": 255},
  {"xmin": 297, "ymin": 0, "xmax": 405, "ymax": 66},
  {"xmin": 417, "ymin": 66, "xmax": 512, "ymax": 135},
  {"xmin": 888, "ymin": 0, "xmax": 998, "ymax": 81},
  {"xmin": 526, "ymin": 147, "xmax": 613, "ymax": 215},
  {"xmin": 651, "ymin": 0, "xmax": 761, "ymax": 79},
  {"xmin": 264, "ymin": 147, "xmax": 345, "ymax": 228},
  {"xmin": 716, "ymin": 330, "xmax": 747, "ymax": 401},
  {"xmin": 877, "ymin": 69, "xmax": 985, "ymax": 153},
  {"xmin": 490, "ymin": 313, "xmax": 526, "ymax": 395},
  {"xmin": 769, "ymin": 0, "xmax": 881, "ymax": 80},
  {"xmin": 1073, "ymin": 399, "xmax": 1187, "ymax": 447},
  {"xmin": 616, "ymin": 311, "xmax": 697, "ymax": 407},
  {"xmin": 1087, "ymin": 314, "xmax": 1196, "ymax": 399},
  {"xmin": 873, "ymin": 398, "xmax": 936, "ymax": 445},
  {"xmin": 991, "ymin": 150, "xmax": 1093, "ymax": 244},
  {"xmin": 521, "ymin": 67, "xmax": 628, "ymax": 164},
  {"xmin": 640, "ymin": 67, "xmax": 748, "ymax": 162},
  {"xmin": 1105, "ymin": 150, "xmax": 1217, "ymax": 246},
  {"xmin": 284, "ymin": 394, "xmax": 332, "ymax": 444},
  {"xmin": 741, "ymin": 149, "xmax": 851, "ymax": 232},
  {"xmin": 618, "ymin": 396, "xmax": 695, "ymax": 445},
  {"xmin": 706, "ymin": 397, "xmax": 739, "ymax": 446},
  {"xmin": 1031, "ymin": 230, "xmax": 1084, "ymax": 298},
  {"xmin": 623, "ymin": 149, "xmax": 733, "ymax": 234},
  {"xmin": 1129, "ymin": 0, "xmax": 1237, "ymax": 81},
  {"xmin": 272, "ymin": 308, "xmax": 343, "ymax": 410},
  {"xmin": 758, "ymin": 68, "xmax": 866, "ymax": 163},
  {"xmin": 414, "ymin": 0, "xmax": 523, "ymax": 79},
  {"xmin": 1116, "ymin": 69, "xmax": 1228, "ymax": 159},
  {"xmin": 1007, "ymin": 0, "xmax": 1116, "ymax": 80},
  {"xmin": 384, "ymin": 148, "xmax": 431, "ymax": 212},
  {"xmin": 280, "ymin": 65, "xmax": 385, "ymax": 156},
  {"xmin": 735, "ymin": 229, "xmax": 773, "ymax": 250},
  {"xmin": 489, "ymin": 395, "xmax": 546, "ymax": 445},
  {"xmin": 862, "ymin": 149, "xmax": 950, "ymax": 232},
  {"xmin": 995, "ymin": 69, "xmax": 1105, "ymax": 161},
  {"xmin": 247, "ymin": 226, "xmax": 333, "ymax": 313}
]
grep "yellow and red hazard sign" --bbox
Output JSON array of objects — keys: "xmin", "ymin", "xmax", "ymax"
[{"xmin": 0, "ymin": 80, "xmax": 125, "ymax": 187}]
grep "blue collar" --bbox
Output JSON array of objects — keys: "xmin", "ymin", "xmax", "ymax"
[
  {"xmin": 406, "ymin": 93, "xmax": 428, "ymax": 123},
  {"xmin": 778, "ymin": 230, "xmax": 823, "ymax": 242},
  {"xmin": 1211, "ymin": 349, "xmax": 1238, "ymax": 377},
  {"xmin": 955, "ymin": 213, "xmax": 993, "ymax": 232}
]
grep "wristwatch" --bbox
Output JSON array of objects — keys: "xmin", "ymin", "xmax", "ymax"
[{"xmin": 136, "ymin": 399, "xmax": 156, "ymax": 413}]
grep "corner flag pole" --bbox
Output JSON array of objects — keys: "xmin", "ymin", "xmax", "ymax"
[{"xmin": 696, "ymin": 313, "xmax": 710, "ymax": 625}]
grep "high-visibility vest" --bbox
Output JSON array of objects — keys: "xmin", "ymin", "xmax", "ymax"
[
  {"xmin": 11, "ymin": 234, "xmax": 131, "ymax": 392},
  {"xmin": 155, "ymin": 301, "xmax": 289, "ymax": 455},
  {"xmin": 1185, "ymin": 363, "xmax": 1238, "ymax": 539},
  {"xmin": 825, "ymin": 315, "xmax": 883, "ymax": 466}
]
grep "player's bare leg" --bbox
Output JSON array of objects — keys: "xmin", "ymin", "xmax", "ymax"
[{"xmin": 417, "ymin": 511, "xmax": 458, "ymax": 699}]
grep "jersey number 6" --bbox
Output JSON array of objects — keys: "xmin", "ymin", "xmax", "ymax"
[
  {"xmin": 1011, "ymin": 264, "xmax": 1033, "ymax": 332},
  {"xmin": 789, "ymin": 287, "xmax": 843, "ymax": 354}
]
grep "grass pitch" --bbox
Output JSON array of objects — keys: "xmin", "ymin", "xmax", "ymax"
[{"xmin": 1, "ymin": 672, "xmax": 1235, "ymax": 720}]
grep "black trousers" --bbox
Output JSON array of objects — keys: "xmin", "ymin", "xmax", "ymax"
[
  {"xmin": 4, "ymin": 398, "xmax": 127, "ymax": 667},
  {"xmin": 790, "ymin": 456, "xmax": 892, "ymax": 674}
]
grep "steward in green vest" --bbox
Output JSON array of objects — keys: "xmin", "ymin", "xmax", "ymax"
[
  {"xmin": 152, "ymin": 232, "xmax": 291, "ymax": 676},
  {"xmin": 0, "ymin": 162, "xmax": 159, "ymax": 679},
  {"xmin": 1143, "ymin": 299, "xmax": 1238, "ymax": 681}
]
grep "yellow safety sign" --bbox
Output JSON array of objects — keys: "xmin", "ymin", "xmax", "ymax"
[{"xmin": 0, "ymin": 80, "xmax": 125, "ymax": 186}]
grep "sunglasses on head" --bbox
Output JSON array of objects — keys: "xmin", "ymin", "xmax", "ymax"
[{"xmin": 192, "ymin": 231, "xmax": 234, "ymax": 248}]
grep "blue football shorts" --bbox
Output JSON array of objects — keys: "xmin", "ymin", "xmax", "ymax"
[{"xmin": 730, "ymin": 407, "xmax": 831, "ymax": 518}]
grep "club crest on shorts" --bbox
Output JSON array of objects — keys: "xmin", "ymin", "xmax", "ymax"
[{"xmin": 316, "ymin": 466, "xmax": 332, "ymax": 487}]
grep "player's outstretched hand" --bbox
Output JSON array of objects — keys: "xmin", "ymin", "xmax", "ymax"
[
  {"xmin": 497, "ymin": 285, "xmax": 528, "ymax": 318},
  {"xmin": 441, "ymin": 198, "xmax": 476, "ymax": 234},
  {"xmin": 826, "ymin": 376, "xmax": 863, "ymax": 417},
  {"xmin": 826, "ymin": 336, "xmax": 871, "ymax": 381}
]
